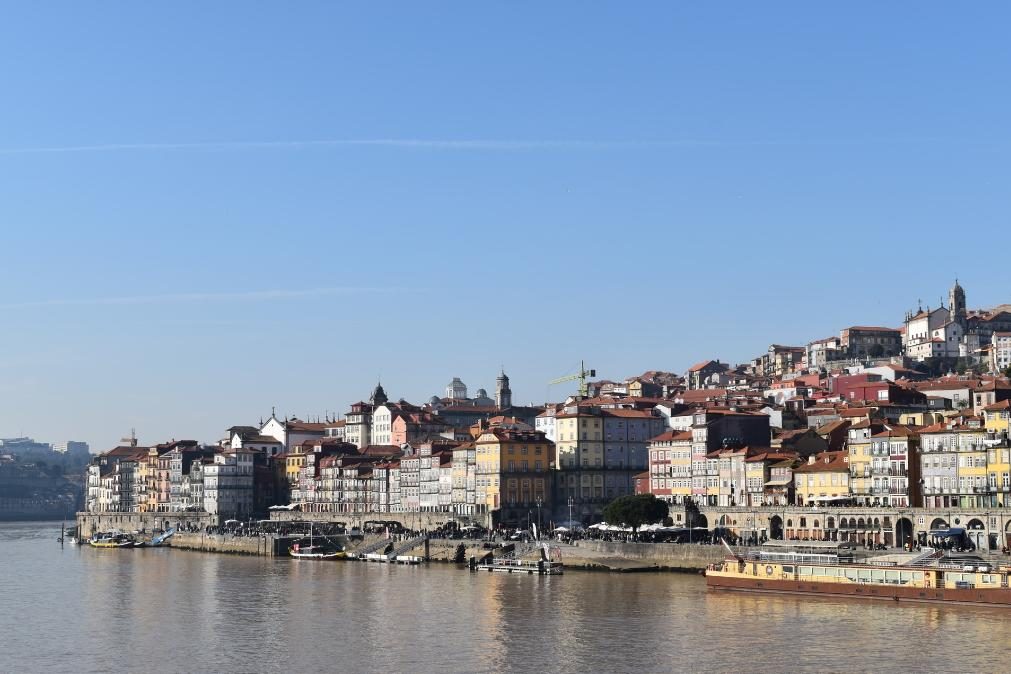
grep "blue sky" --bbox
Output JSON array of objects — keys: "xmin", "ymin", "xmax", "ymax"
[{"xmin": 1, "ymin": 3, "xmax": 1008, "ymax": 450}]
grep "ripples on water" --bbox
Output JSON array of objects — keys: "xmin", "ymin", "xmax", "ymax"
[{"xmin": 2, "ymin": 523, "xmax": 1009, "ymax": 673}]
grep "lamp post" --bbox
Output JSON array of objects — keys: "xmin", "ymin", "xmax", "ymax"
[
  {"xmin": 536, "ymin": 497, "xmax": 543, "ymax": 538},
  {"xmin": 567, "ymin": 496, "xmax": 574, "ymax": 530}
]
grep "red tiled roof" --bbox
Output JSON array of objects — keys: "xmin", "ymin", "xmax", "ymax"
[
  {"xmin": 794, "ymin": 451, "xmax": 849, "ymax": 473},
  {"xmin": 846, "ymin": 326, "xmax": 901, "ymax": 333},
  {"xmin": 983, "ymin": 400, "xmax": 1011, "ymax": 412},
  {"xmin": 648, "ymin": 430, "xmax": 693, "ymax": 443},
  {"xmin": 688, "ymin": 360, "xmax": 720, "ymax": 373}
]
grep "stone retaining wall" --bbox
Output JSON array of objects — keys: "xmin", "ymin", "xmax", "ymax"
[
  {"xmin": 76, "ymin": 512, "xmax": 216, "ymax": 539},
  {"xmin": 571, "ymin": 541, "xmax": 726, "ymax": 570},
  {"xmin": 171, "ymin": 532, "xmax": 282, "ymax": 556}
]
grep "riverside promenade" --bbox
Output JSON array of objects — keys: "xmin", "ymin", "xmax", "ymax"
[{"xmin": 166, "ymin": 531, "xmax": 725, "ymax": 571}]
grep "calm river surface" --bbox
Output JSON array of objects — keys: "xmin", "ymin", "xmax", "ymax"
[{"xmin": 3, "ymin": 522, "xmax": 1009, "ymax": 673}]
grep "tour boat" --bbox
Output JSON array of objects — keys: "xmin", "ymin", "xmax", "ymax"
[
  {"xmin": 471, "ymin": 544, "xmax": 563, "ymax": 575},
  {"xmin": 88, "ymin": 532, "xmax": 137, "ymax": 549},
  {"xmin": 706, "ymin": 539, "xmax": 1011, "ymax": 606}
]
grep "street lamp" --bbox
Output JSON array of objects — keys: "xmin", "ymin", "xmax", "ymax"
[
  {"xmin": 536, "ymin": 497, "xmax": 543, "ymax": 538},
  {"xmin": 567, "ymin": 496, "xmax": 574, "ymax": 529}
]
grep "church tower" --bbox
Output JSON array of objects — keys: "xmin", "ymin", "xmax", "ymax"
[
  {"xmin": 496, "ymin": 370, "xmax": 512, "ymax": 409},
  {"xmin": 949, "ymin": 279, "xmax": 966, "ymax": 322},
  {"xmin": 370, "ymin": 381, "xmax": 388, "ymax": 406}
]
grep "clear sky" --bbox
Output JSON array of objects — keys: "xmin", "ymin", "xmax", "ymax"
[{"xmin": 1, "ymin": 3, "xmax": 1009, "ymax": 450}]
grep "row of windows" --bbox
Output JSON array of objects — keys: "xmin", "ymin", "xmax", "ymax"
[{"xmin": 796, "ymin": 474, "xmax": 849, "ymax": 487}]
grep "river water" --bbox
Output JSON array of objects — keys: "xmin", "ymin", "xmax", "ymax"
[{"xmin": 3, "ymin": 522, "xmax": 1009, "ymax": 673}]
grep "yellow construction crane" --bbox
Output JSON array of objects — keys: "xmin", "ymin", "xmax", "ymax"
[{"xmin": 548, "ymin": 360, "xmax": 596, "ymax": 397}]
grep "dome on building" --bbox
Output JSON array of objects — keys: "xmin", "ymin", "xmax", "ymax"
[{"xmin": 476, "ymin": 388, "xmax": 488, "ymax": 398}]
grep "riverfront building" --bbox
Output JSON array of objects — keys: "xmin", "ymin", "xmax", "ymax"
[{"xmin": 83, "ymin": 280, "xmax": 1011, "ymax": 537}]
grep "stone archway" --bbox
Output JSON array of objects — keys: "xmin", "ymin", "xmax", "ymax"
[
  {"xmin": 770, "ymin": 515, "xmax": 783, "ymax": 540},
  {"xmin": 895, "ymin": 517, "xmax": 914, "ymax": 549},
  {"xmin": 966, "ymin": 518, "xmax": 987, "ymax": 551},
  {"xmin": 930, "ymin": 518, "xmax": 949, "ymax": 531}
]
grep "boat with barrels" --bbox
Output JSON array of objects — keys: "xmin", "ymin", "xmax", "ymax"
[{"xmin": 706, "ymin": 539, "xmax": 1011, "ymax": 606}]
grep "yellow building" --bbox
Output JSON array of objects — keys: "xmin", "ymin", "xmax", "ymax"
[
  {"xmin": 899, "ymin": 411, "xmax": 944, "ymax": 426},
  {"xmin": 554, "ymin": 406, "xmax": 605, "ymax": 513},
  {"xmin": 846, "ymin": 420, "xmax": 878, "ymax": 506},
  {"xmin": 554, "ymin": 409, "xmax": 603, "ymax": 469},
  {"xmin": 984, "ymin": 400, "xmax": 1011, "ymax": 436},
  {"xmin": 285, "ymin": 449, "xmax": 307, "ymax": 491},
  {"xmin": 137, "ymin": 447, "xmax": 158, "ymax": 512},
  {"xmin": 793, "ymin": 451, "xmax": 849, "ymax": 507},
  {"xmin": 475, "ymin": 428, "xmax": 554, "ymax": 525}
]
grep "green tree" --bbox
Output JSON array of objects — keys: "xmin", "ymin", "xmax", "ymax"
[
  {"xmin": 1003, "ymin": 366, "xmax": 1011, "ymax": 379},
  {"xmin": 602, "ymin": 494, "xmax": 669, "ymax": 532}
]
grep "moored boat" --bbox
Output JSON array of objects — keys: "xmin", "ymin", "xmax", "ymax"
[
  {"xmin": 290, "ymin": 544, "xmax": 346, "ymax": 560},
  {"xmin": 706, "ymin": 539, "xmax": 1011, "ymax": 606},
  {"xmin": 288, "ymin": 522, "xmax": 346, "ymax": 560},
  {"xmin": 471, "ymin": 543, "xmax": 563, "ymax": 575},
  {"xmin": 88, "ymin": 532, "xmax": 137, "ymax": 548}
]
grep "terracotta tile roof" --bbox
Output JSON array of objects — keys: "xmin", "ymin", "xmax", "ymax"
[
  {"xmin": 688, "ymin": 359, "xmax": 721, "ymax": 372},
  {"xmin": 815, "ymin": 419, "xmax": 850, "ymax": 435},
  {"xmin": 676, "ymin": 389, "xmax": 729, "ymax": 402},
  {"xmin": 846, "ymin": 326, "xmax": 901, "ymax": 333},
  {"xmin": 648, "ymin": 430, "xmax": 693, "ymax": 443},
  {"xmin": 103, "ymin": 445, "xmax": 152, "ymax": 457},
  {"xmin": 983, "ymin": 400, "xmax": 1011, "ymax": 412},
  {"xmin": 794, "ymin": 451, "xmax": 849, "ymax": 473},
  {"xmin": 839, "ymin": 408, "xmax": 876, "ymax": 418},
  {"xmin": 286, "ymin": 420, "xmax": 328, "ymax": 432},
  {"xmin": 745, "ymin": 450, "xmax": 799, "ymax": 463},
  {"xmin": 601, "ymin": 409, "xmax": 656, "ymax": 419},
  {"xmin": 870, "ymin": 425, "xmax": 919, "ymax": 439}
]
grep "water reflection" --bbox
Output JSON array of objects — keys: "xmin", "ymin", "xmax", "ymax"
[{"xmin": 2, "ymin": 523, "xmax": 1009, "ymax": 673}]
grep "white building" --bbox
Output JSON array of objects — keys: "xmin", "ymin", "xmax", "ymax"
[
  {"xmin": 534, "ymin": 405, "xmax": 561, "ymax": 443},
  {"xmin": 372, "ymin": 404, "xmax": 396, "ymax": 446},
  {"xmin": 202, "ymin": 450, "xmax": 255, "ymax": 519},
  {"xmin": 992, "ymin": 332, "xmax": 1011, "ymax": 373},
  {"xmin": 227, "ymin": 426, "xmax": 283, "ymax": 457}
]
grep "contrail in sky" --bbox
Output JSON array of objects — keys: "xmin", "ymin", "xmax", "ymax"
[
  {"xmin": 0, "ymin": 287, "xmax": 407, "ymax": 310},
  {"xmin": 0, "ymin": 137, "xmax": 961, "ymax": 155},
  {"xmin": 0, "ymin": 139, "xmax": 703, "ymax": 154}
]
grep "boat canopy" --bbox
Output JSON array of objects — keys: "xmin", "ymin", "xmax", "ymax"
[{"xmin": 929, "ymin": 527, "xmax": 966, "ymax": 537}]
